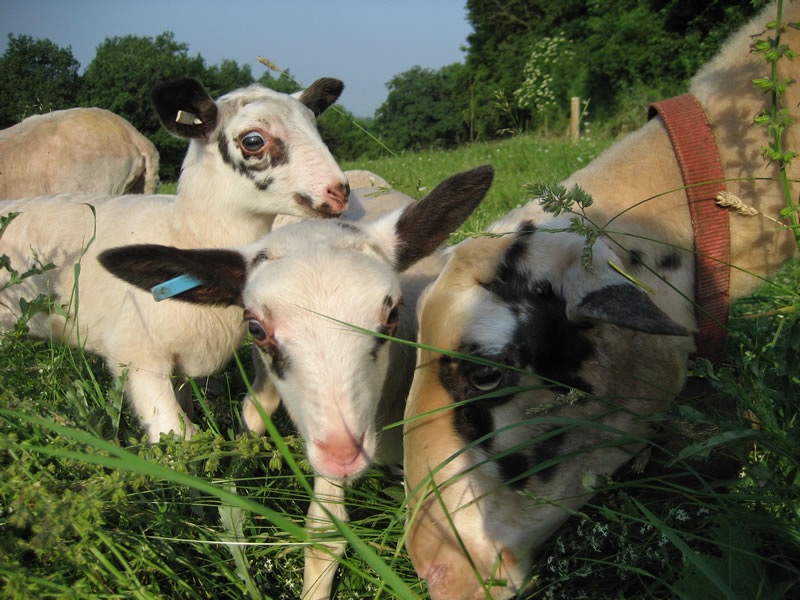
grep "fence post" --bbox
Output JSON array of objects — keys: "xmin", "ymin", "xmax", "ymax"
[{"xmin": 570, "ymin": 96, "xmax": 580, "ymax": 142}]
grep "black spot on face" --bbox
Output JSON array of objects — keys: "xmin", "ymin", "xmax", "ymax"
[
  {"xmin": 531, "ymin": 426, "xmax": 566, "ymax": 483},
  {"xmin": 337, "ymin": 221, "xmax": 361, "ymax": 234},
  {"xmin": 255, "ymin": 176, "xmax": 274, "ymax": 191},
  {"xmin": 250, "ymin": 250, "xmax": 270, "ymax": 268},
  {"xmin": 657, "ymin": 250, "xmax": 681, "ymax": 271},
  {"xmin": 455, "ymin": 403, "xmax": 495, "ymax": 451},
  {"xmin": 256, "ymin": 341, "xmax": 290, "ymax": 380},
  {"xmin": 496, "ymin": 452, "xmax": 530, "ymax": 489},
  {"xmin": 628, "ymin": 248, "xmax": 643, "ymax": 270}
]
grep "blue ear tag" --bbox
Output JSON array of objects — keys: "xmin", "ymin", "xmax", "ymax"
[{"xmin": 151, "ymin": 274, "xmax": 205, "ymax": 302}]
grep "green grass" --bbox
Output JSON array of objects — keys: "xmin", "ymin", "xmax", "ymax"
[{"xmin": 3, "ymin": 130, "xmax": 800, "ymax": 599}]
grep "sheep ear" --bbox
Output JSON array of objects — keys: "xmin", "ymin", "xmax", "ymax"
[
  {"xmin": 569, "ymin": 283, "xmax": 689, "ymax": 336},
  {"xmin": 98, "ymin": 244, "xmax": 247, "ymax": 307},
  {"xmin": 150, "ymin": 78, "xmax": 219, "ymax": 140},
  {"xmin": 294, "ymin": 78, "xmax": 344, "ymax": 117},
  {"xmin": 367, "ymin": 165, "xmax": 494, "ymax": 272}
]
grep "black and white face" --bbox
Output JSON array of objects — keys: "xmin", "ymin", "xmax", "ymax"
[
  {"xmin": 403, "ymin": 221, "xmax": 692, "ymax": 600},
  {"xmin": 239, "ymin": 221, "xmax": 404, "ymax": 480},
  {"xmin": 212, "ymin": 85, "xmax": 348, "ymax": 218},
  {"xmin": 151, "ymin": 77, "xmax": 349, "ymax": 219}
]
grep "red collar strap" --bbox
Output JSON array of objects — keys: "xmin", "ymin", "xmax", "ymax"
[{"xmin": 648, "ymin": 94, "xmax": 730, "ymax": 364}]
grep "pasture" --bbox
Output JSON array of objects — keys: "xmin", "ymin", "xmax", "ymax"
[{"xmin": 2, "ymin": 129, "xmax": 799, "ymax": 599}]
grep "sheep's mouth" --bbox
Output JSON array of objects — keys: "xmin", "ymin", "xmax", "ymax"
[{"xmin": 294, "ymin": 192, "xmax": 345, "ymax": 219}]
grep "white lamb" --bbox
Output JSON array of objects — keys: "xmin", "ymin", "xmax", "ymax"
[
  {"xmin": 98, "ymin": 165, "xmax": 495, "ymax": 600},
  {"xmin": 0, "ymin": 76, "xmax": 348, "ymax": 441}
]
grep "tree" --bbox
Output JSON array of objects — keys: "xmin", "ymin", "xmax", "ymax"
[
  {"xmin": 374, "ymin": 64, "xmax": 466, "ymax": 152},
  {"xmin": 257, "ymin": 68, "xmax": 302, "ymax": 93},
  {"xmin": 205, "ymin": 59, "xmax": 254, "ymax": 98},
  {"xmin": 462, "ymin": 0, "xmax": 760, "ymax": 137},
  {"xmin": 0, "ymin": 34, "xmax": 81, "ymax": 128},
  {"xmin": 80, "ymin": 32, "xmax": 207, "ymax": 180},
  {"xmin": 317, "ymin": 107, "xmax": 377, "ymax": 160}
]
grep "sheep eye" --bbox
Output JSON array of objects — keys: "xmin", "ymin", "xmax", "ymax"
[
  {"xmin": 466, "ymin": 364, "xmax": 503, "ymax": 392},
  {"xmin": 247, "ymin": 319, "xmax": 268, "ymax": 343},
  {"xmin": 240, "ymin": 131, "xmax": 266, "ymax": 153},
  {"xmin": 387, "ymin": 306, "xmax": 400, "ymax": 326}
]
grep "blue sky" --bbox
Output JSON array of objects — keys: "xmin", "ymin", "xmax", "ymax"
[{"xmin": 0, "ymin": 0, "xmax": 473, "ymax": 118}]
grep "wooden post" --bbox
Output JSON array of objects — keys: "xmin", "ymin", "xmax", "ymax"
[{"xmin": 570, "ymin": 96, "xmax": 580, "ymax": 142}]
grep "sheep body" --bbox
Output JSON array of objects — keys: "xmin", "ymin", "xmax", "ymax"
[
  {"xmin": 403, "ymin": 3, "xmax": 800, "ymax": 598},
  {"xmin": 0, "ymin": 107, "xmax": 160, "ymax": 198}
]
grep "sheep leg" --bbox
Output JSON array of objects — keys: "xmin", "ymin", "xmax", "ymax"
[
  {"xmin": 175, "ymin": 378, "xmax": 195, "ymax": 421},
  {"xmin": 302, "ymin": 476, "xmax": 348, "ymax": 600},
  {"xmin": 124, "ymin": 366, "xmax": 197, "ymax": 441},
  {"xmin": 241, "ymin": 347, "xmax": 281, "ymax": 434}
]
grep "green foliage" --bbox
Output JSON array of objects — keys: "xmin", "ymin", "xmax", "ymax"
[
  {"xmin": 374, "ymin": 64, "xmax": 467, "ymax": 151},
  {"xmin": 79, "ymin": 32, "xmax": 206, "ymax": 181},
  {"xmin": 318, "ymin": 107, "xmax": 379, "ymax": 161},
  {"xmin": 0, "ymin": 34, "xmax": 81, "ymax": 128},
  {"xmin": 751, "ymin": 1, "xmax": 800, "ymax": 249},
  {"xmin": 514, "ymin": 33, "xmax": 577, "ymax": 132},
  {"xmin": 256, "ymin": 69, "xmax": 302, "ymax": 94},
  {"xmin": 458, "ymin": 0, "xmax": 760, "ymax": 137},
  {"xmin": 205, "ymin": 59, "xmax": 255, "ymax": 99}
]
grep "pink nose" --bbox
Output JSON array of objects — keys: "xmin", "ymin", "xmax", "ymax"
[
  {"xmin": 313, "ymin": 432, "xmax": 364, "ymax": 467},
  {"xmin": 323, "ymin": 182, "xmax": 349, "ymax": 215}
]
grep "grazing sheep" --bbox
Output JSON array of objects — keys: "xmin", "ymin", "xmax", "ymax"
[
  {"xmin": 0, "ymin": 107, "xmax": 160, "ymax": 197},
  {"xmin": 402, "ymin": 3, "xmax": 799, "ymax": 598},
  {"xmin": 0, "ymin": 76, "xmax": 348, "ymax": 441},
  {"xmin": 98, "ymin": 165, "xmax": 494, "ymax": 600}
]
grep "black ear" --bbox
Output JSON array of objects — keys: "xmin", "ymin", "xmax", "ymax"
[
  {"xmin": 98, "ymin": 244, "xmax": 247, "ymax": 307},
  {"xmin": 150, "ymin": 78, "xmax": 218, "ymax": 139},
  {"xmin": 393, "ymin": 165, "xmax": 494, "ymax": 272},
  {"xmin": 297, "ymin": 78, "xmax": 344, "ymax": 117},
  {"xmin": 574, "ymin": 283, "xmax": 689, "ymax": 336}
]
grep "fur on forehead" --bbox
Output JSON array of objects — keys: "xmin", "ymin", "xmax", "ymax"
[
  {"xmin": 215, "ymin": 85, "xmax": 316, "ymax": 129},
  {"xmin": 497, "ymin": 216, "xmax": 623, "ymax": 291},
  {"xmin": 240, "ymin": 219, "xmax": 391, "ymax": 266},
  {"xmin": 241, "ymin": 242, "xmax": 401, "ymax": 323}
]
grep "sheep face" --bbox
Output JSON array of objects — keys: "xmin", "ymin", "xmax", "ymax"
[
  {"xmin": 240, "ymin": 223, "xmax": 404, "ymax": 479},
  {"xmin": 152, "ymin": 77, "xmax": 349, "ymax": 221},
  {"xmin": 403, "ymin": 221, "xmax": 692, "ymax": 600}
]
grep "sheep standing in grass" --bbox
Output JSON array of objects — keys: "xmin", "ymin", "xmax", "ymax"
[
  {"xmin": 0, "ymin": 107, "xmax": 160, "ymax": 197},
  {"xmin": 0, "ymin": 76, "xmax": 348, "ymax": 441},
  {"xmin": 98, "ymin": 165, "xmax": 495, "ymax": 600},
  {"xmin": 402, "ymin": 3, "xmax": 800, "ymax": 598}
]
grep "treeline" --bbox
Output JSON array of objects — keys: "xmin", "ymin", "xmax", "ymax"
[
  {"xmin": 375, "ymin": 0, "xmax": 761, "ymax": 148},
  {"xmin": 0, "ymin": 31, "xmax": 363, "ymax": 180},
  {"xmin": 1, "ymin": 0, "xmax": 761, "ymax": 179}
]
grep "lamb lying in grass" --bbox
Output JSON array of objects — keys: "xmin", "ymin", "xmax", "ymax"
[
  {"xmin": 0, "ymin": 76, "xmax": 348, "ymax": 441},
  {"xmin": 401, "ymin": 2, "xmax": 799, "ymax": 598},
  {"xmin": 98, "ymin": 165, "xmax": 495, "ymax": 600}
]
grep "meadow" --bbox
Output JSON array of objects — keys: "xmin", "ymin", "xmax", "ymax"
[{"xmin": 2, "ymin": 129, "xmax": 799, "ymax": 600}]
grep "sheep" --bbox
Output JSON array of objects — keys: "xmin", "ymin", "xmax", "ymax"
[
  {"xmin": 0, "ymin": 107, "xmax": 160, "ymax": 197},
  {"xmin": 97, "ymin": 165, "xmax": 495, "ymax": 600},
  {"xmin": 0, "ymin": 76, "xmax": 349, "ymax": 442},
  {"xmin": 402, "ymin": 3, "xmax": 800, "ymax": 598}
]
